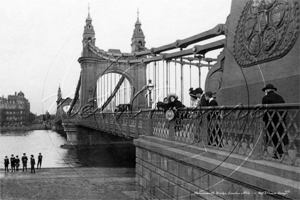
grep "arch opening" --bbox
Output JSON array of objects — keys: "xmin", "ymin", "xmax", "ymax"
[{"xmin": 96, "ymin": 72, "xmax": 132, "ymax": 112}]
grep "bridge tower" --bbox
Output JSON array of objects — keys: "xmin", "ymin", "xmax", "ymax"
[
  {"xmin": 78, "ymin": 9, "xmax": 147, "ymax": 110},
  {"xmin": 55, "ymin": 85, "xmax": 63, "ymax": 117},
  {"xmin": 131, "ymin": 9, "xmax": 146, "ymax": 52},
  {"xmin": 56, "ymin": 85, "xmax": 62, "ymax": 105}
]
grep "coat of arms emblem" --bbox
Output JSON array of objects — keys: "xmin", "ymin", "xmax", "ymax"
[{"xmin": 233, "ymin": 0, "xmax": 300, "ymax": 67}]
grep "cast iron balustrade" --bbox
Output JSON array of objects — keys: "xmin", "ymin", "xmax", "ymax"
[{"xmin": 75, "ymin": 103, "xmax": 300, "ymax": 166}]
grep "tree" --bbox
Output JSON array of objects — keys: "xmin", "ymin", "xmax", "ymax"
[{"xmin": 28, "ymin": 112, "xmax": 36, "ymax": 124}]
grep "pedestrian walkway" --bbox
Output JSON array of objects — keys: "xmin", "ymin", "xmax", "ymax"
[{"xmin": 0, "ymin": 167, "xmax": 141, "ymax": 199}]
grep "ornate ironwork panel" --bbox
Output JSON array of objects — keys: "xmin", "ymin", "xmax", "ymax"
[
  {"xmin": 75, "ymin": 104, "xmax": 300, "ymax": 166},
  {"xmin": 174, "ymin": 110, "xmax": 203, "ymax": 144},
  {"xmin": 152, "ymin": 111, "xmax": 169, "ymax": 139}
]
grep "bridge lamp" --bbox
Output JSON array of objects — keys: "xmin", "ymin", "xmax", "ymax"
[{"xmin": 147, "ymin": 79, "xmax": 154, "ymax": 108}]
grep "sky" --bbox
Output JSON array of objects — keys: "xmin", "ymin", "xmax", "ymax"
[{"xmin": 0, "ymin": 0, "xmax": 232, "ymax": 115}]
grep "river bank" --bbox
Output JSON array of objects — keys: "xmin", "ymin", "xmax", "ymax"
[
  {"xmin": 0, "ymin": 124, "xmax": 52, "ymax": 132},
  {"xmin": 0, "ymin": 167, "xmax": 140, "ymax": 200}
]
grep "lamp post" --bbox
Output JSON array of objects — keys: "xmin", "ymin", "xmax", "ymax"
[
  {"xmin": 194, "ymin": 55, "xmax": 203, "ymax": 89},
  {"xmin": 147, "ymin": 79, "xmax": 154, "ymax": 108}
]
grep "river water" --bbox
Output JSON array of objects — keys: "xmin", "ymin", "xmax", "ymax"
[{"xmin": 0, "ymin": 130, "xmax": 135, "ymax": 168}]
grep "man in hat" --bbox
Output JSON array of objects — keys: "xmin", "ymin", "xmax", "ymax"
[
  {"xmin": 22, "ymin": 153, "xmax": 28, "ymax": 171},
  {"xmin": 205, "ymin": 91, "xmax": 223, "ymax": 147},
  {"xmin": 205, "ymin": 91, "xmax": 218, "ymax": 106},
  {"xmin": 37, "ymin": 153, "xmax": 43, "ymax": 169},
  {"xmin": 262, "ymin": 84, "xmax": 288, "ymax": 159},
  {"xmin": 15, "ymin": 155, "xmax": 20, "ymax": 171},
  {"xmin": 30, "ymin": 155, "xmax": 35, "ymax": 173},
  {"xmin": 4, "ymin": 156, "xmax": 9, "ymax": 172},
  {"xmin": 10, "ymin": 154, "xmax": 15, "ymax": 172}
]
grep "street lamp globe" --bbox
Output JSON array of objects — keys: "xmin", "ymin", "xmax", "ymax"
[{"xmin": 147, "ymin": 79, "xmax": 154, "ymax": 91}]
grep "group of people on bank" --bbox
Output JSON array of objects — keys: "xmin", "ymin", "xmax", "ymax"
[
  {"xmin": 155, "ymin": 83, "xmax": 288, "ymax": 159},
  {"xmin": 4, "ymin": 153, "xmax": 43, "ymax": 173}
]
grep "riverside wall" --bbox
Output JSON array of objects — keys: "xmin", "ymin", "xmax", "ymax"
[{"xmin": 134, "ymin": 136, "xmax": 299, "ymax": 200}]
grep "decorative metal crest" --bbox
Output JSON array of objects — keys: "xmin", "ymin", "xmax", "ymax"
[{"xmin": 233, "ymin": 0, "xmax": 300, "ymax": 67}]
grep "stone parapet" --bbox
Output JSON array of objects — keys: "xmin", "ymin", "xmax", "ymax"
[{"xmin": 134, "ymin": 136, "xmax": 299, "ymax": 199}]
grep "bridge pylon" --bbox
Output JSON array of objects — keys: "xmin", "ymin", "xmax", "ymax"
[{"xmin": 61, "ymin": 9, "xmax": 149, "ymax": 147}]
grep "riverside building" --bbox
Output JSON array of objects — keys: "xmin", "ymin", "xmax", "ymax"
[{"xmin": 0, "ymin": 91, "xmax": 30, "ymax": 127}]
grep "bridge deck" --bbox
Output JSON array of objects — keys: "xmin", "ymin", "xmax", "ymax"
[{"xmin": 73, "ymin": 103, "xmax": 300, "ymax": 167}]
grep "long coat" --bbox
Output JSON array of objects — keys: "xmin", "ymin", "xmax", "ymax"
[
  {"xmin": 167, "ymin": 100, "xmax": 185, "ymax": 110},
  {"xmin": 10, "ymin": 157, "xmax": 15, "ymax": 167},
  {"xmin": 30, "ymin": 158, "xmax": 35, "ymax": 166},
  {"xmin": 4, "ymin": 158, "xmax": 9, "ymax": 166},
  {"xmin": 22, "ymin": 156, "xmax": 28, "ymax": 164},
  {"xmin": 262, "ymin": 91, "xmax": 288, "ymax": 154},
  {"xmin": 262, "ymin": 91, "xmax": 285, "ymax": 124},
  {"xmin": 262, "ymin": 91, "xmax": 285, "ymax": 104},
  {"xmin": 208, "ymin": 99, "xmax": 218, "ymax": 106},
  {"xmin": 206, "ymin": 98, "xmax": 223, "ymax": 146},
  {"xmin": 197, "ymin": 95, "xmax": 208, "ymax": 107}
]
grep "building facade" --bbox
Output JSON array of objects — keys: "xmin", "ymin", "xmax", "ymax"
[{"xmin": 0, "ymin": 91, "xmax": 30, "ymax": 126}]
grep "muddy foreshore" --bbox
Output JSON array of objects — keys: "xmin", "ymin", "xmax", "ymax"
[{"xmin": 0, "ymin": 167, "xmax": 141, "ymax": 200}]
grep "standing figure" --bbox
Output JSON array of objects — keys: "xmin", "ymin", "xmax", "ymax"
[
  {"xmin": 22, "ymin": 153, "xmax": 28, "ymax": 171},
  {"xmin": 166, "ymin": 94, "xmax": 185, "ymax": 111},
  {"xmin": 163, "ymin": 97, "xmax": 168, "ymax": 104},
  {"xmin": 189, "ymin": 87, "xmax": 208, "ymax": 108},
  {"xmin": 166, "ymin": 94, "xmax": 185, "ymax": 131},
  {"xmin": 189, "ymin": 88, "xmax": 198, "ymax": 107},
  {"xmin": 37, "ymin": 153, "xmax": 43, "ymax": 169},
  {"xmin": 205, "ymin": 91, "xmax": 223, "ymax": 147},
  {"xmin": 205, "ymin": 91, "xmax": 218, "ymax": 106},
  {"xmin": 10, "ymin": 154, "xmax": 15, "ymax": 172},
  {"xmin": 156, "ymin": 97, "xmax": 169, "ymax": 111},
  {"xmin": 4, "ymin": 156, "xmax": 9, "ymax": 172},
  {"xmin": 30, "ymin": 155, "xmax": 35, "ymax": 173},
  {"xmin": 15, "ymin": 155, "xmax": 20, "ymax": 171},
  {"xmin": 262, "ymin": 84, "xmax": 288, "ymax": 159}
]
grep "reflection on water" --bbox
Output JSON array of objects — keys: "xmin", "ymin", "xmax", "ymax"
[{"xmin": 0, "ymin": 130, "xmax": 135, "ymax": 168}]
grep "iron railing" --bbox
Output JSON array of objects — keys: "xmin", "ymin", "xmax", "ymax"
[{"xmin": 75, "ymin": 103, "xmax": 300, "ymax": 166}]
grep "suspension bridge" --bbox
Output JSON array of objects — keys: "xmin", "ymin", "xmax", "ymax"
[{"xmin": 54, "ymin": 0, "xmax": 300, "ymax": 199}]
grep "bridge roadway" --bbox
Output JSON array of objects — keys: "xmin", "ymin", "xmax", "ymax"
[{"xmin": 60, "ymin": 103, "xmax": 300, "ymax": 199}]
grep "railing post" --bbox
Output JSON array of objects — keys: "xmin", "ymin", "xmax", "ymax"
[
  {"xmin": 103, "ymin": 114, "xmax": 106, "ymax": 131},
  {"xmin": 93, "ymin": 115, "xmax": 97, "ymax": 130},
  {"xmin": 104, "ymin": 114, "xmax": 109, "ymax": 131},
  {"xmin": 201, "ymin": 112, "xmax": 208, "ymax": 146},
  {"xmin": 120, "ymin": 117, "xmax": 124, "ymax": 135},
  {"xmin": 146, "ymin": 111, "xmax": 153, "ymax": 136},
  {"xmin": 106, "ymin": 115, "xmax": 110, "ymax": 131},
  {"xmin": 251, "ymin": 114, "xmax": 264, "ymax": 160},
  {"xmin": 113, "ymin": 114, "xmax": 116, "ymax": 134},
  {"xmin": 126, "ymin": 115, "xmax": 130, "ymax": 137},
  {"xmin": 169, "ymin": 120, "xmax": 175, "ymax": 140},
  {"xmin": 108, "ymin": 114, "xmax": 111, "ymax": 132},
  {"xmin": 135, "ymin": 117, "xmax": 139, "ymax": 138}
]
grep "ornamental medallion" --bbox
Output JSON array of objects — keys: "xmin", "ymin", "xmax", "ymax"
[
  {"xmin": 165, "ymin": 110, "xmax": 175, "ymax": 121},
  {"xmin": 233, "ymin": 0, "xmax": 300, "ymax": 67}
]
